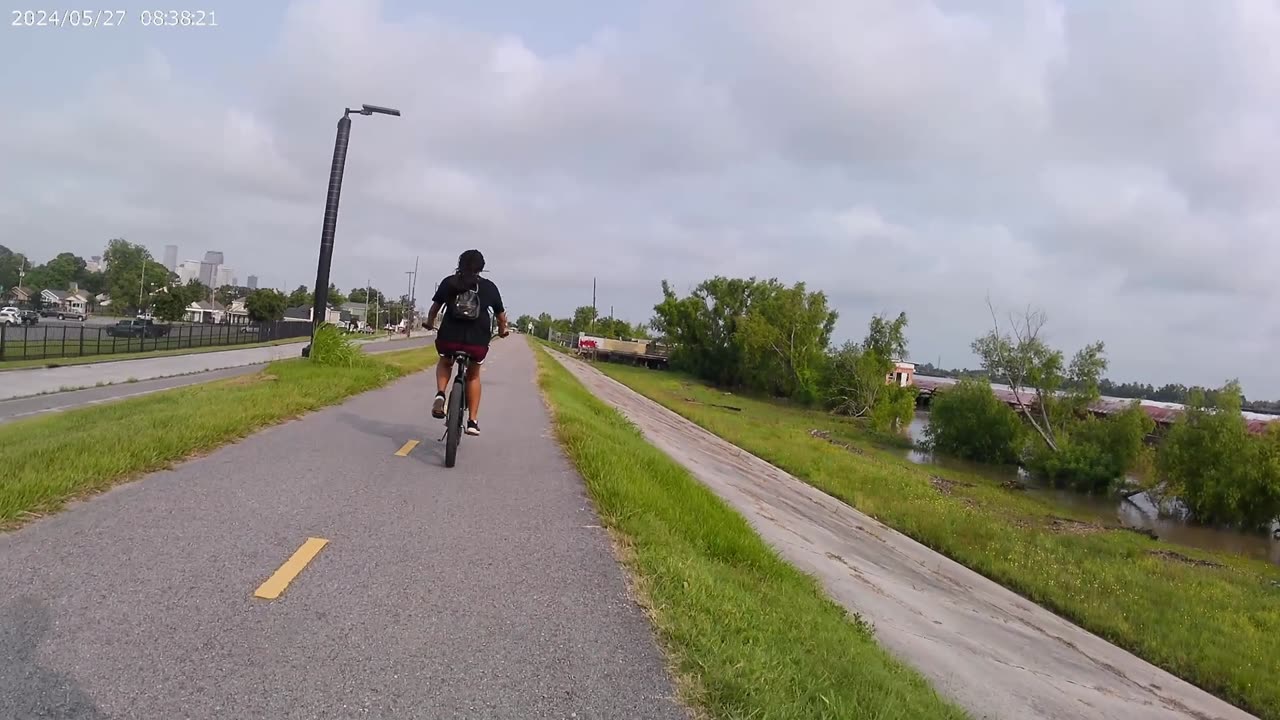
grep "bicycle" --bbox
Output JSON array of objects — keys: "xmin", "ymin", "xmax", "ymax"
[{"xmin": 438, "ymin": 330, "xmax": 503, "ymax": 468}]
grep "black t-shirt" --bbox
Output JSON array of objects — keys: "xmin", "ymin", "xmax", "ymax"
[{"xmin": 432, "ymin": 274, "xmax": 504, "ymax": 346}]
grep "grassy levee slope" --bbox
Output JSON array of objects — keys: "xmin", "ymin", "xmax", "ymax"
[
  {"xmin": 592, "ymin": 360, "xmax": 1280, "ymax": 720},
  {"xmin": 533, "ymin": 343, "xmax": 967, "ymax": 720},
  {"xmin": 0, "ymin": 348, "xmax": 435, "ymax": 527}
]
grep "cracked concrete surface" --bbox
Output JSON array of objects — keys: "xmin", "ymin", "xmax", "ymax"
[{"xmin": 550, "ymin": 350, "xmax": 1257, "ymax": 720}]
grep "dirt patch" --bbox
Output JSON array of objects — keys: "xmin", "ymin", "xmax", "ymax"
[
  {"xmin": 222, "ymin": 373, "xmax": 275, "ymax": 388},
  {"xmin": 929, "ymin": 475, "xmax": 975, "ymax": 496},
  {"xmin": 1149, "ymin": 550, "xmax": 1223, "ymax": 569},
  {"xmin": 1047, "ymin": 517, "xmax": 1106, "ymax": 535},
  {"xmin": 808, "ymin": 428, "xmax": 866, "ymax": 455}
]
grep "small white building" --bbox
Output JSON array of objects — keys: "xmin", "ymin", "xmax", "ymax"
[{"xmin": 887, "ymin": 361, "xmax": 916, "ymax": 387}]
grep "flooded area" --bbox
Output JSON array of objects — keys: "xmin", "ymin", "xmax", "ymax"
[{"xmin": 904, "ymin": 412, "xmax": 1280, "ymax": 566}]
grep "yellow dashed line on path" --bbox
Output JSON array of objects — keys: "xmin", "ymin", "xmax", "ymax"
[
  {"xmin": 394, "ymin": 440, "xmax": 420, "ymax": 456},
  {"xmin": 253, "ymin": 537, "xmax": 329, "ymax": 600}
]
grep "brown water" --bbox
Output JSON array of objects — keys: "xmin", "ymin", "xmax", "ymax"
[{"xmin": 905, "ymin": 412, "xmax": 1280, "ymax": 566}]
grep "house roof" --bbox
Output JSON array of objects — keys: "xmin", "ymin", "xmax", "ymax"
[{"xmin": 283, "ymin": 305, "xmax": 311, "ymax": 320}]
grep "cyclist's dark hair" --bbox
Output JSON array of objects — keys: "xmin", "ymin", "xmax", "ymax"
[
  {"xmin": 457, "ymin": 249, "xmax": 485, "ymax": 275},
  {"xmin": 446, "ymin": 249, "xmax": 486, "ymax": 295}
]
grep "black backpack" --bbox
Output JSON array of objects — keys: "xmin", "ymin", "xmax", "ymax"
[{"xmin": 450, "ymin": 281, "xmax": 481, "ymax": 321}]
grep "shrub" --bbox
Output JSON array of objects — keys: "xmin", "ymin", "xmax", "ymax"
[
  {"xmin": 1158, "ymin": 384, "xmax": 1280, "ymax": 530},
  {"xmin": 309, "ymin": 323, "xmax": 363, "ymax": 368},
  {"xmin": 1024, "ymin": 403, "xmax": 1154, "ymax": 493},
  {"xmin": 923, "ymin": 379, "xmax": 1024, "ymax": 465}
]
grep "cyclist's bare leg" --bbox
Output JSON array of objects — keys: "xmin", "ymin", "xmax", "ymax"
[
  {"xmin": 435, "ymin": 357, "xmax": 453, "ymax": 395},
  {"xmin": 432, "ymin": 357, "xmax": 453, "ymax": 418},
  {"xmin": 465, "ymin": 362, "xmax": 482, "ymax": 420}
]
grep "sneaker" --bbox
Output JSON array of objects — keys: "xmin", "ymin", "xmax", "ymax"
[
  {"xmin": 431, "ymin": 392, "xmax": 446, "ymax": 419},
  {"xmin": 466, "ymin": 419, "xmax": 480, "ymax": 436}
]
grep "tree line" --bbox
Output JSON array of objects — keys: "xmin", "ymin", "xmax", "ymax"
[
  {"xmin": 1, "ymin": 241, "xmax": 417, "ymax": 327},
  {"xmin": 545, "ymin": 275, "xmax": 1278, "ymax": 532},
  {"xmin": 916, "ymin": 362, "xmax": 1280, "ymax": 416},
  {"xmin": 921, "ymin": 303, "xmax": 1280, "ymax": 531},
  {"xmin": 516, "ymin": 305, "xmax": 652, "ymax": 342}
]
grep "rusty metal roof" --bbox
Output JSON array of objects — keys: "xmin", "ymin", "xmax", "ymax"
[{"xmin": 913, "ymin": 374, "xmax": 1279, "ymax": 434}]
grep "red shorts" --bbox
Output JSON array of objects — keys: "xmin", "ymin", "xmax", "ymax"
[{"xmin": 435, "ymin": 339, "xmax": 489, "ymax": 364}]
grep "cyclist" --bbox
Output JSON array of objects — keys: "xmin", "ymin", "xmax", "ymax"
[{"xmin": 424, "ymin": 249, "xmax": 509, "ymax": 436}]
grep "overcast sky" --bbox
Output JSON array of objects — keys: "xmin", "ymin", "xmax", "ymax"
[{"xmin": 3, "ymin": 0, "xmax": 1278, "ymax": 396}]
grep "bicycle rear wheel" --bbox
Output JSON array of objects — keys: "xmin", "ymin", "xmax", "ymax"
[{"xmin": 444, "ymin": 378, "xmax": 464, "ymax": 468}]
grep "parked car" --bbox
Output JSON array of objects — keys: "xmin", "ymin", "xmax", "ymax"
[
  {"xmin": 0, "ymin": 308, "xmax": 38, "ymax": 326},
  {"xmin": 106, "ymin": 318, "xmax": 171, "ymax": 338},
  {"xmin": 54, "ymin": 308, "xmax": 86, "ymax": 321}
]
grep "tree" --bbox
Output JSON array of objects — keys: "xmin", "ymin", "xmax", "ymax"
[
  {"xmin": 970, "ymin": 301, "xmax": 1105, "ymax": 453},
  {"xmin": 514, "ymin": 314, "xmax": 535, "ymax": 333},
  {"xmin": 327, "ymin": 283, "xmax": 346, "ymax": 307},
  {"xmin": 151, "ymin": 287, "xmax": 190, "ymax": 322},
  {"xmin": 0, "ymin": 245, "xmax": 30, "ymax": 294},
  {"xmin": 1157, "ymin": 383, "xmax": 1280, "ymax": 530},
  {"xmin": 214, "ymin": 285, "xmax": 240, "ymax": 307},
  {"xmin": 533, "ymin": 312, "xmax": 554, "ymax": 338},
  {"xmin": 923, "ymin": 379, "xmax": 1026, "ymax": 465},
  {"xmin": 737, "ymin": 280, "xmax": 838, "ymax": 402},
  {"xmin": 571, "ymin": 305, "xmax": 598, "ymax": 332},
  {"xmin": 650, "ymin": 276, "xmax": 770, "ymax": 388},
  {"xmin": 969, "ymin": 300, "xmax": 1151, "ymax": 491},
  {"xmin": 823, "ymin": 312, "xmax": 911, "ymax": 421},
  {"xmin": 102, "ymin": 239, "xmax": 173, "ymax": 313},
  {"xmin": 287, "ymin": 285, "xmax": 311, "ymax": 308},
  {"xmin": 245, "ymin": 289, "xmax": 288, "ymax": 323}
]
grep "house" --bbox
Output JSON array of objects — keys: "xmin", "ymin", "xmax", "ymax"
[
  {"xmin": 887, "ymin": 361, "xmax": 916, "ymax": 388},
  {"xmin": 338, "ymin": 301, "xmax": 368, "ymax": 329},
  {"xmin": 186, "ymin": 300, "xmax": 227, "ymax": 324},
  {"xmin": 226, "ymin": 298, "xmax": 250, "ymax": 325},
  {"xmin": 42, "ymin": 286, "xmax": 90, "ymax": 314},
  {"xmin": 4, "ymin": 286, "xmax": 34, "ymax": 305},
  {"xmin": 283, "ymin": 305, "xmax": 344, "ymax": 324}
]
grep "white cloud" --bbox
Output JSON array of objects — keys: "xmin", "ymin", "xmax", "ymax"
[{"xmin": 2, "ymin": 0, "xmax": 1278, "ymax": 396}]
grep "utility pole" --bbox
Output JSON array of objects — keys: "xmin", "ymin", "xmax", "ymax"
[
  {"xmin": 591, "ymin": 277, "xmax": 597, "ymax": 334},
  {"xmin": 138, "ymin": 262, "xmax": 146, "ymax": 313}
]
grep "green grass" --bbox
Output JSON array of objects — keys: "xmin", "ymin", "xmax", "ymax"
[
  {"xmin": 532, "ymin": 344, "xmax": 967, "ymax": 720},
  {"xmin": 0, "ymin": 347, "xmax": 436, "ymax": 526},
  {"xmin": 592, "ymin": 362, "xmax": 1280, "ymax": 720}
]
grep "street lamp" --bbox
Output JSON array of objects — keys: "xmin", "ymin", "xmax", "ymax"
[{"xmin": 302, "ymin": 103, "xmax": 402, "ymax": 357}]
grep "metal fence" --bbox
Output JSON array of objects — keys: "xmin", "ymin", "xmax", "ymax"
[{"xmin": 0, "ymin": 320, "xmax": 314, "ymax": 363}]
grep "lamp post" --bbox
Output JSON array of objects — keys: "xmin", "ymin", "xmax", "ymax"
[{"xmin": 302, "ymin": 103, "xmax": 401, "ymax": 357}]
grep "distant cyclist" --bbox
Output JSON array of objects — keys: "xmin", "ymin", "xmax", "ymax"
[{"xmin": 424, "ymin": 249, "xmax": 509, "ymax": 436}]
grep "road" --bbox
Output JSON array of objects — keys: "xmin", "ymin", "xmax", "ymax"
[
  {"xmin": 0, "ymin": 338, "xmax": 684, "ymax": 719},
  {"xmin": 0, "ymin": 335, "xmax": 433, "ymax": 404},
  {"xmin": 0, "ymin": 336, "xmax": 434, "ymax": 424},
  {"xmin": 550, "ymin": 350, "xmax": 1259, "ymax": 720}
]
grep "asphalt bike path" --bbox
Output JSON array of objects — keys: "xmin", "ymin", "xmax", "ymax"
[
  {"xmin": 549, "ymin": 349, "xmax": 1257, "ymax": 720},
  {"xmin": 0, "ymin": 339, "xmax": 684, "ymax": 719},
  {"xmin": 0, "ymin": 337, "xmax": 435, "ymax": 424}
]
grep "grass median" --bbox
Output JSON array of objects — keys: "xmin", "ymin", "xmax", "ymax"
[
  {"xmin": 591, "ymin": 361, "xmax": 1280, "ymax": 720},
  {"xmin": 0, "ymin": 347, "xmax": 436, "ymax": 527},
  {"xmin": 533, "ymin": 345, "xmax": 966, "ymax": 719}
]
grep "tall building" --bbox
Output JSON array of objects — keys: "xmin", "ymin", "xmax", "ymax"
[
  {"xmin": 247, "ymin": 275, "xmax": 259, "ymax": 290},
  {"xmin": 176, "ymin": 260, "xmax": 201, "ymax": 284},
  {"xmin": 86, "ymin": 256, "xmax": 104, "ymax": 273},
  {"xmin": 203, "ymin": 251, "xmax": 224, "ymax": 266},
  {"xmin": 216, "ymin": 266, "xmax": 235, "ymax": 288},
  {"xmin": 198, "ymin": 262, "xmax": 217, "ymax": 287},
  {"xmin": 163, "ymin": 245, "xmax": 178, "ymax": 271}
]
